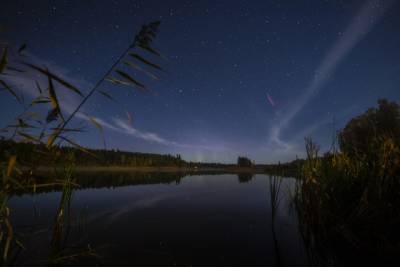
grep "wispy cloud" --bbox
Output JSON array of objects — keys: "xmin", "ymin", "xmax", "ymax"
[
  {"xmin": 114, "ymin": 118, "xmax": 173, "ymax": 145},
  {"xmin": 267, "ymin": 0, "xmax": 395, "ymax": 151},
  {"xmin": 3, "ymin": 53, "xmax": 230, "ymax": 153}
]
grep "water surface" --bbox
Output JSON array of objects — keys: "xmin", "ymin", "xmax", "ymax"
[{"xmin": 10, "ymin": 173, "xmax": 307, "ymax": 266}]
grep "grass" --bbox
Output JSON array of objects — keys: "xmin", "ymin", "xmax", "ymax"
[
  {"xmin": 0, "ymin": 21, "xmax": 164, "ymax": 265},
  {"xmin": 295, "ymin": 136, "xmax": 400, "ymax": 266},
  {"xmin": 269, "ymin": 175, "xmax": 283, "ymax": 267}
]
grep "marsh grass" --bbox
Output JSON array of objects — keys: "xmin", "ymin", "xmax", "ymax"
[
  {"xmin": 0, "ymin": 21, "xmax": 164, "ymax": 265},
  {"xmin": 269, "ymin": 175, "xmax": 283, "ymax": 267},
  {"xmin": 0, "ymin": 156, "xmax": 26, "ymax": 264},
  {"xmin": 50, "ymin": 164, "xmax": 76, "ymax": 254},
  {"xmin": 269, "ymin": 175, "xmax": 282, "ymax": 223},
  {"xmin": 295, "ymin": 136, "xmax": 400, "ymax": 266}
]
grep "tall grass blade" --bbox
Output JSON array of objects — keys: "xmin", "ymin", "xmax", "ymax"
[
  {"xmin": 0, "ymin": 46, "xmax": 8, "ymax": 73},
  {"xmin": 22, "ymin": 62, "xmax": 84, "ymax": 96},
  {"xmin": 129, "ymin": 53, "xmax": 162, "ymax": 71},
  {"xmin": 115, "ymin": 70, "xmax": 146, "ymax": 90}
]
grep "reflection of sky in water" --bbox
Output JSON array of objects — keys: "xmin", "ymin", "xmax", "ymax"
[{"xmin": 9, "ymin": 174, "xmax": 307, "ymax": 266}]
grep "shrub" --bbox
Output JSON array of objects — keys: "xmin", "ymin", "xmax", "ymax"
[
  {"xmin": 296, "ymin": 100, "xmax": 400, "ymax": 266},
  {"xmin": 237, "ymin": 156, "xmax": 252, "ymax": 167}
]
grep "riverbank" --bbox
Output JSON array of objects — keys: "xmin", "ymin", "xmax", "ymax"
[{"xmin": 39, "ymin": 165, "xmax": 270, "ymax": 174}]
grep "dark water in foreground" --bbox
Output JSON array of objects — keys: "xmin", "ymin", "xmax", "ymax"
[{"xmin": 9, "ymin": 173, "xmax": 308, "ymax": 266}]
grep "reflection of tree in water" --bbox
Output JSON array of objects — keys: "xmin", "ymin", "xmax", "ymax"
[
  {"xmin": 11, "ymin": 172, "xmax": 186, "ymax": 195},
  {"xmin": 269, "ymin": 175, "xmax": 283, "ymax": 267},
  {"xmin": 81, "ymin": 172, "xmax": 186, "ymax": 188},
  {"xmin": 237, "ymin": 173, "xmax": 254, "ymax": 183}
]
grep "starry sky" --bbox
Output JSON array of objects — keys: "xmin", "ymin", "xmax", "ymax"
[{"xmin": 1, "ymin": 0, "xmax": 400, "ymax": 163}]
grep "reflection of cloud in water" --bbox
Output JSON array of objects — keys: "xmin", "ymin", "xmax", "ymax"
[
  {"xmin": 79, "ymin": 194, "xmax": 171, "ymax": 228},
  {"xmin": 81, "ymin": 180, "xmax": 244, "ymax": 227},
  {"xmin": 106, "ymin": 194, "xmax": 170, "ymax": 225},
  {"xmin": 82, "ymin": 184, "xmax": 228, "ymax": 228}
]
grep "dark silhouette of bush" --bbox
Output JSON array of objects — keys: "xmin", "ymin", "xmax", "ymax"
[
  {"xmin": 297, "ymin": 99, "xmax": 400, "ymax": 265},
  {"xmin": 237, "ymin": 156, "xmax": 252, "ymax": 167},
  {"xmin": 339, "ymin": 99, "xmax": 400, "ymax": 158}
]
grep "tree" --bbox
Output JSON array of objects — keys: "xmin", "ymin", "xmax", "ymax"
[
  {"xmin": 237, "ymin": 156, "xmax": 252, "ymax": 167},
  {"xmin": 339, "ymin": 99, "xmax": 400, "ymax": 157}
]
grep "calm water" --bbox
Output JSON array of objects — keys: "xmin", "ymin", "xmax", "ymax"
[{"xmin": 9, "ymin": 173, "xmax": 308, "ymax": 266}]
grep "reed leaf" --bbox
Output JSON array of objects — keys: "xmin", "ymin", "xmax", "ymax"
[
  {"xmin": 137, "ymin": 44, "xmax": 162, "ymax": 57},
  {"xmin": 88, "ymin": 116, "xmax": 106, "ymax": 148},
  {"xmin": 22, "ymin": 62, "xmax": 84, "ymax": 97},
  {"xmin": 6, "ymin": 66, "xmax": 25, "ymax": 73},
  {"xmin": 17, "ymin": 118, "xmax": 35, "ymax": 128},
  {"xmin": 0, "ymin": 46, "xmax": 8, "ymax": 73},
  {"xmin": 47, "ymin": 108, "xmax": 60, "ymax": 123},
  {"xmin": 129, "ymin": 53, "xmax": 162, "ymax": 71},
  {"xmin": 46, "ymin": 74, "xmax": 64, "ymax": 122},
  {"xmin": 97, "ymin": 90, "xmax": 115, "ymax": 102},
  {"xmin": 122, "ymin": 60, "xmax": 159, "ymax": 80},
  {"xmin": 3, "ymin": 217, "xmax": 13, "ymax": 260},
  {"xmin": 0, "ymin": 79, "xmax": 22, "ymax": 103},
  {"xmin": 105, "ymin": 77, "xmax": 131, "ymax": 86},
  {"xmin": 6, "ymin": 155, "xmax": 17, "ymax": 177},
  {"xmin": 49, "ymin": 127, "xmax": 84, "ymax": 133},
  {"xmin": 35, "ymin": 81, "xmax": 43, "ymax": 94},
  {"xmin": 17, "ymin": 131, "xmax": 41, "ymax": 143},
  {"xmin": 47, "ymin": 129, "xmax": 61, "ymax": 147},
  {"xmin": 115, "ymin": 70, "xmax": 146, "ymax": 90},
  {"xmin": 31, "ymin": 96, "xmax": 51, "ymax": 105}
]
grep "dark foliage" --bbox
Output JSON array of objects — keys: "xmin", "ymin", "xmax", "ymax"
[
  {"xmin": 339, "ymin": 99, "xmax": 400, "ymax": 158},
  {"xmin": 296, "ymin": 99, "xmax": 400, "ymax": 266},
  {"xmin": 237, "ymin": 156, "xmax": 252, "ymax": 167},
  {"xmin": 0, "ymin": 140, "xmax": 185, "ymax": 167}
]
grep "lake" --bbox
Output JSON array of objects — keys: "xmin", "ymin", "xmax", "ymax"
[{"xmin": 9, "ymin": 173, "xmax": 308, "ymax": 266}]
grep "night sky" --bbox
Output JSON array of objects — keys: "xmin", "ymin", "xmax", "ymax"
[{"xmin": 1, "ymin": 0, "xmax": 399, "ymax": 163}]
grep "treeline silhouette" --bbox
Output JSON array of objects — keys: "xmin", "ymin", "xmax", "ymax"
[
  {"xmin": 0, "ymin": 139, "xmax": 185, "ymax": 167},
  {"xmin": 0, "ymin": 139, "xmax": 305, "ymax": 176}
]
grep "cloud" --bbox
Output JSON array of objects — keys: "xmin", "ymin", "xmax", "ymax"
[
  {"xmin": 3, "ymin": 53, "xmax": 231, "ymax": 153},
  {"xmin": 109, "ymin": 116, "xmax": 229, "ymax": 151},
  {"xmin": 114, "ymin": 117, "xmax": 174, "ymax": 145},
  {"xmin": 2, "ymin": 54, "xmax": 167, "ymax": 143},
  {"xmin": 268, "ymin": 0, "xmax": 395, "ymax": 150}
]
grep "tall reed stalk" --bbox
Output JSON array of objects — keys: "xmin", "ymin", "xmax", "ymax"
[
  {"xmin": 269, "ymin": 175, "xmax": 283, "ymax": 267},
  {"xmin": 295, "ymin": 135, "xmax": 400, "ymax": 266},
  {"xmin": 0, "ymin": 20, "xmax": 165, "ymax": 265}
]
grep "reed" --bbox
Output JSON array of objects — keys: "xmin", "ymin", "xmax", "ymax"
[
  {"xmin": 0, "ymin": 20, "xmax": 164, "ymax": 265},
  {"xmin": 269, "ymin": 175, "xmax": 283, "ymax": 267},
  {"xmin": 295, "ymin": 135, "xmax": 400, "ymax": 266}
]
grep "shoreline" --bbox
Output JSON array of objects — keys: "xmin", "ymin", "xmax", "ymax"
[
  {"xmin": 33, "ymin": 165, "xmax": 298, "ymax": 177},
  {"xmin": 61, "ymin": 165, "xmax": 268, "ymax": 173}
]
